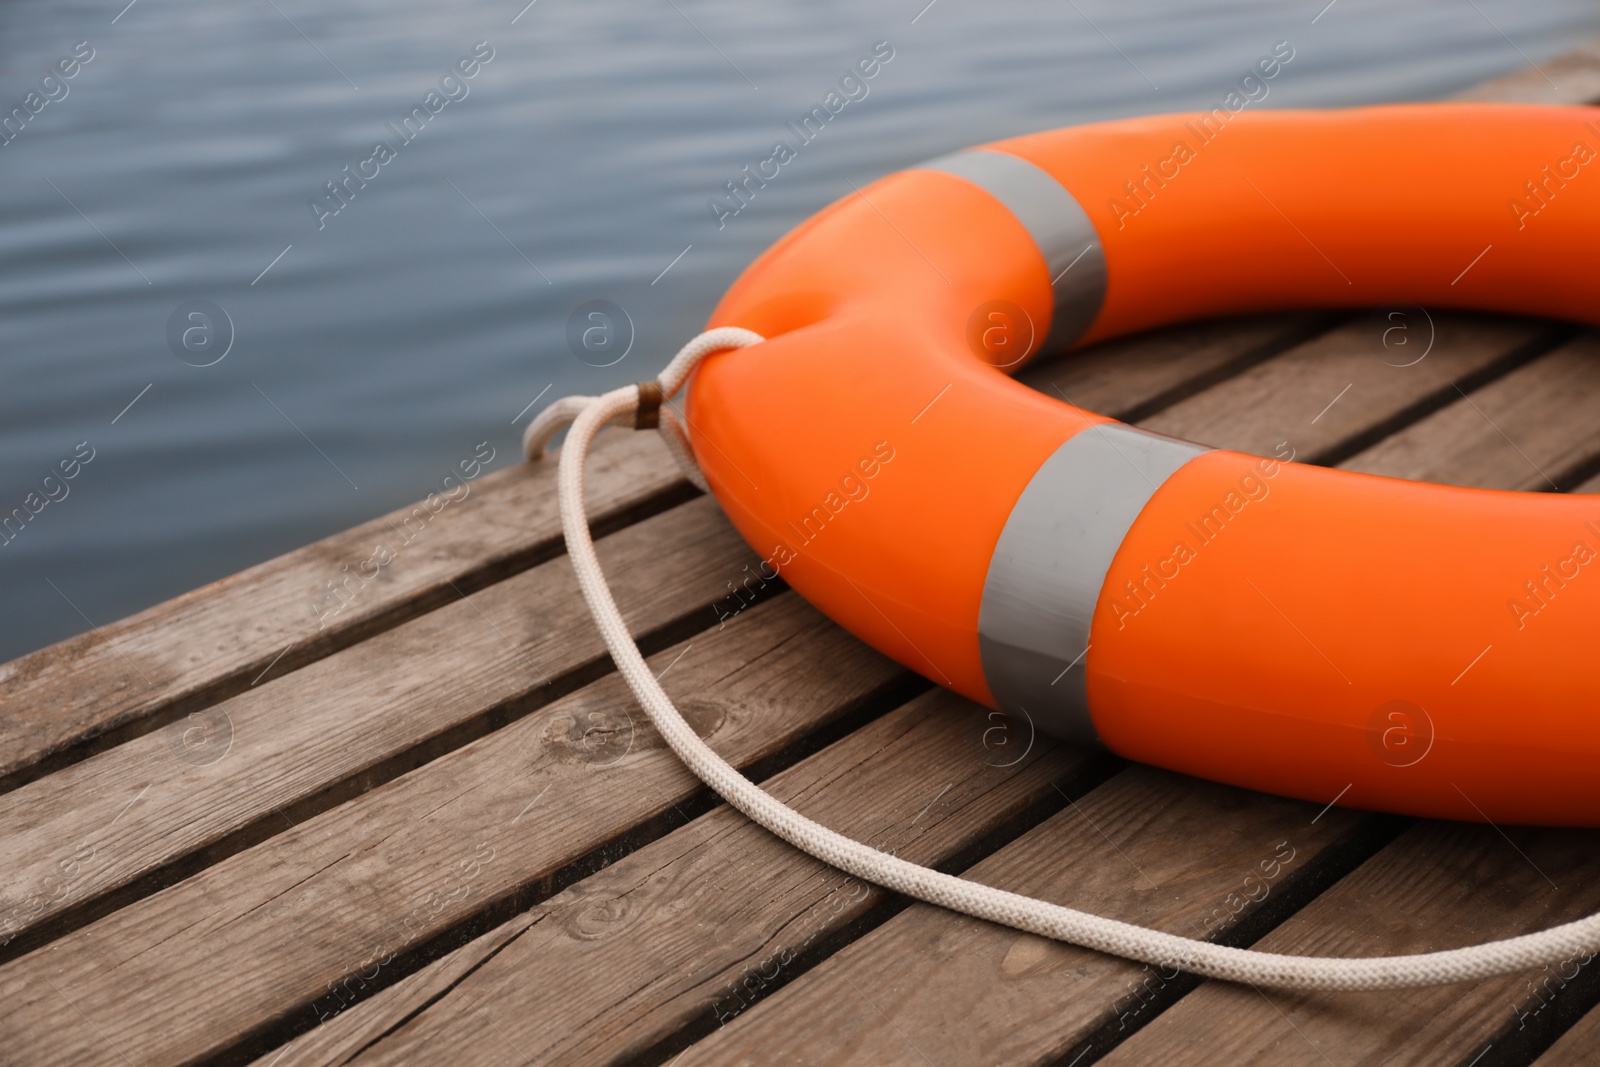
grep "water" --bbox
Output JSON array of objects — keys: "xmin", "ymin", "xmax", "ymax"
[{"xmin": 0, "ymin": 0, "xmax": 1594, "ymax": 663}]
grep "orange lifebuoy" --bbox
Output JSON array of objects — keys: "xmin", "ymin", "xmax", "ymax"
[{"xmin": 686, "ymin": 103, "xmax": 1600, "ymax": 827}]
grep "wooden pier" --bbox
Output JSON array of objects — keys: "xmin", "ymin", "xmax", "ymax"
[{"xmin": 5, "ymin": 47, "xmax": 1600, "ymax": 1067}]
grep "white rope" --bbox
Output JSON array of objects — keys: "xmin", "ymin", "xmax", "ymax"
[{"xmin": 533, "ymin": 327, "xmax": 1600, "ymax": 990}]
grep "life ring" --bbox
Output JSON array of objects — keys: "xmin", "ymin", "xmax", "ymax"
[{"xmin": 686, "ymin": 103, "xmax": 1600, "ymax": 827}]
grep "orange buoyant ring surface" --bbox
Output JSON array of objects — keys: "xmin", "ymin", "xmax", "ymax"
[{"xmin": 687, "ymin": 104, "xmax": 1600, "ymax": 825}]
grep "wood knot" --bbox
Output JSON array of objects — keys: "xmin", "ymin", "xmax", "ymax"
[{"xmin": 542, "ymin": 700, "xmax": 727, "ymax": 767}]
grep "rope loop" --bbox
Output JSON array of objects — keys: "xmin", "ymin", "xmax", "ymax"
[
  {"xmin": 522, "ymin": 326, "xmax": 763, "ymax": 495},
  {"xmin": 529, "ymin": 327, "xmax": 1600, "ymax": 991}
]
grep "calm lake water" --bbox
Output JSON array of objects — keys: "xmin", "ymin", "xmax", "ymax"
[{"xmin": 0, "ymin": 0, "xmax": 1595, "ymax": 662}]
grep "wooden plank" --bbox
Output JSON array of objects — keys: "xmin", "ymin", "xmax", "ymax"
[
  {"xmin": 1341, "ymin": 332, "xmax": 1600, "ymax": 491},
  {"xmin": 0, "ymin": 496, "xmax": 753, "ymax": 958},
  {"xmin": 1452, "ymin": 40, "xmax": 1600, "ymax": 104},
  {"xmin": 598, "ymin": 769, "xmax": 1376, "ymax": 1067},
  {"xmin": 302, "ymin": 694, "xmax": 1105, "ymax": 1067},
  {"xmin": 1533, "ymin": 995, "xmax": 1600, "ymax": 1066},
  {"xmin": 245, "ymin": 921, "xmax": 534, "ymax": 1067},
  {"xmin": 0, "ymin": 594, "xmax": 911, "ymax": 1067},
  {"xmin": 1015, "ymin": 313, "xmax": 1333, "ymax": 423},
  {"xmin": 0, "ymin": 429, "xmax": 687, "ymax": 792},
  {"xmin": 1139, "ymin": 313, "xmax": 1563, "ymax": 464},
  {"xmin": 1098, "ymin": 823, "xmax": 1600, "ymax": 1067}
]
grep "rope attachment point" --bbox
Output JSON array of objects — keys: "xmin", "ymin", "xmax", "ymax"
[
  {"xmin": 521, "ymin": 327, "xmax": 766, "ymax": 497},
  {"xmin": 634, "ymin": 381, "xmax": 664, "ymax": 429}
]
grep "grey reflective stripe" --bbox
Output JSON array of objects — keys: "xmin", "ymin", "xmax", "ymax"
[
  {"xmin": 916, "ymin": 149, "xmax": 1107, "ymax": 352},
  {"xmin": 978, "ymin": 424, "xmax": 1210, "ymax": 745}
]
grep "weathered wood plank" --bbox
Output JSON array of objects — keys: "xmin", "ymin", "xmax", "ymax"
[
  {"xmin": 0, "ymin": 496, "xmax": 753, "ymax": 958},
  {"xmin": 1015, "ymin": 313, "xmax": 1332, "ymax": 422},
  {"xmin": 1099, "ymin": 823, "xmax": 1600, "ymax": 1067},
  {"xmin": 1533, "ymin": 994, "xmax": 1600, "ymax": 1066},
  {"xmin": 245, "ymin": 718, "xmax": 1092, "ymax": 1067},
  {"xmin": 246, "ymin": 920, "xmax": 534, "ymax": 1067},
  {"xmin": 1140, "ymin": 313, "xmax": 1564, "ymax": 464},
  {"xmin": 324, "ymin": 693, "xmax": 1104, "ymax": 1067},
  {"xmin": 606, "ymin": 769, "xmax": 1374, "ymax": 1067},
  {"xmin": 0, "ymin": 594, "xmax": 909, "ymax": 1067},
  {"xmin": 0, "ymin": 430, "xmax": 687, "ymax": 792},
  {"xmin": 1342, "ymin": 332, "xmax": 1600, "ymax": 491}
]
